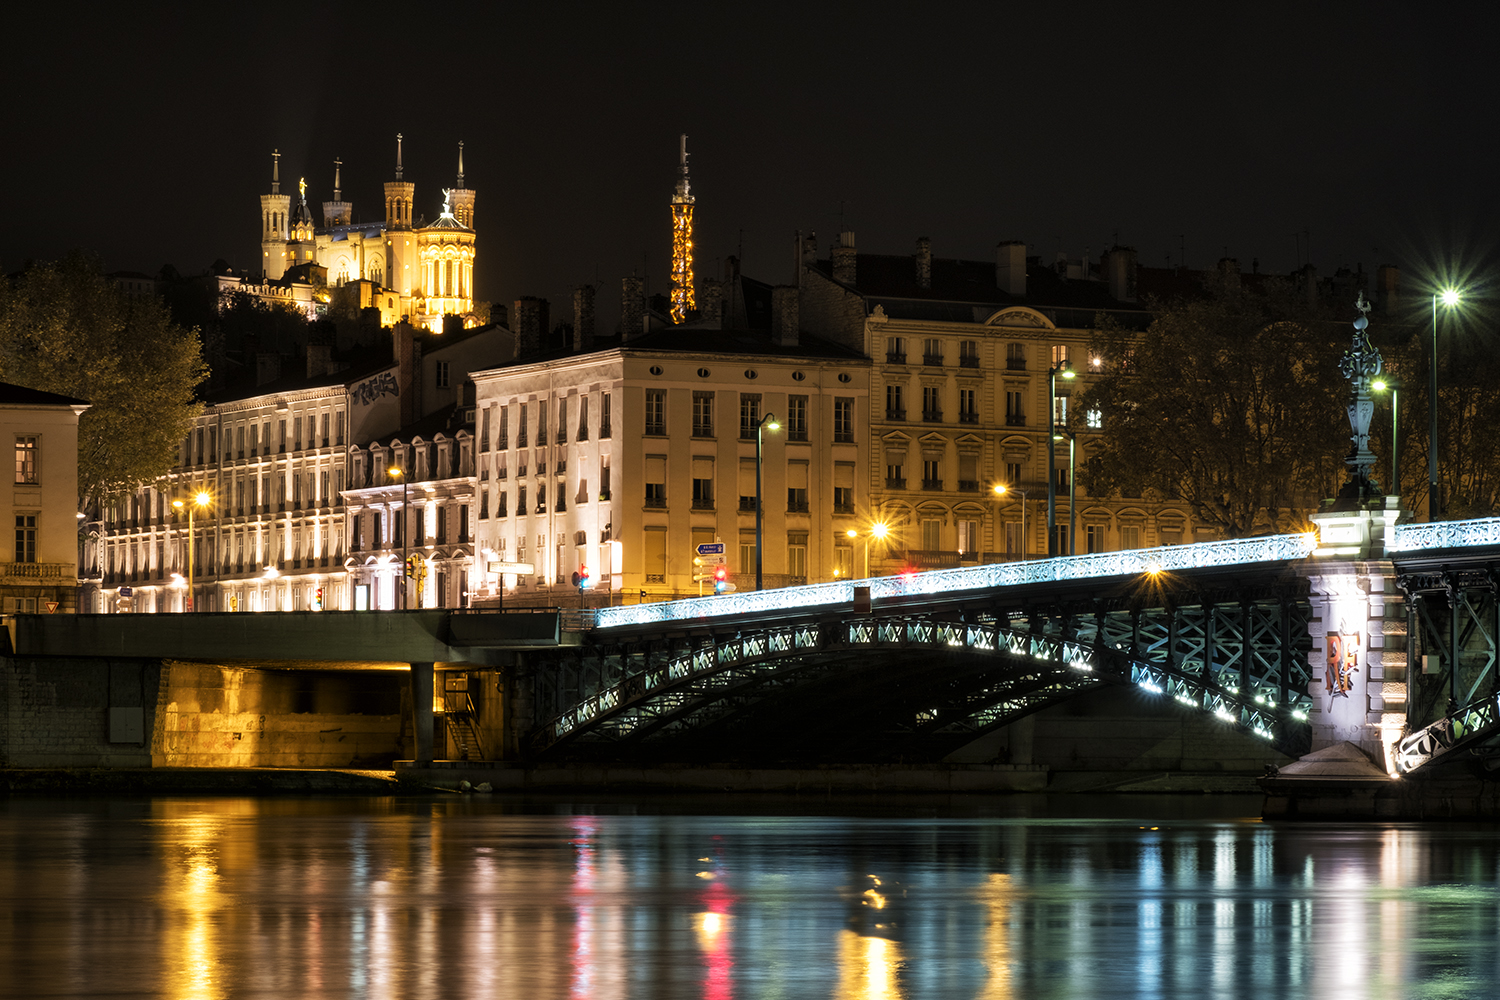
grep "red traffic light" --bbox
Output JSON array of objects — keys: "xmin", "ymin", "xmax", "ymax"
[{"xmin": 714, "ymin": 565, "xmax": 728, "ymax": 581}]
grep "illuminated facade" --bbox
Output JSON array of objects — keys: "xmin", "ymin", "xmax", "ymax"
[
  {"xmin": 0, "ymin": 383, "xmax": 88, "ymax": 613},
  {"xmin": 669, "ymin": 134, "xmax": 695, "ymax": 324},
  {"xmin": 259, "ymin": 135, "xmax": 480, "ymax": 333}
]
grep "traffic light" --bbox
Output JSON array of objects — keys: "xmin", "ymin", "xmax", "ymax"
[
  {"xmin": 714, "ymin": 564, "xmax": 729, "ymax": 592},
  {"xmin": 578, "ymin": 564, "xmax": 592, "ymax": 589},
  {"xmin": 314, "ymin": 587, "xmax": 323, "ymax": 611}
]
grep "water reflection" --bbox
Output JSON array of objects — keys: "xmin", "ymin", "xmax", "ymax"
[{"xmin": 2, "ymin": 796, "xmax": 1500, "ymax": 998}]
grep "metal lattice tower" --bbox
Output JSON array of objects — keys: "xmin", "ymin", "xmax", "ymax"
[{"xmin": 669, "ymin": 134, "xmax": 695, "ymax": 324}]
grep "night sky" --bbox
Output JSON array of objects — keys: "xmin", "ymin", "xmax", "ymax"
[{"xmin": 7, "ymin": 3, "xmax": 1496, "ymax": 332}]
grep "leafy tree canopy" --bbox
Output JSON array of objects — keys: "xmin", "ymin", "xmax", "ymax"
[
  {"xmin": 0, "ymin": 252, "xmax": 207, "ymax": 505},
  {"xmin": 1077, "ymin": 274, "xmax": 1348, "ymax": 537}
]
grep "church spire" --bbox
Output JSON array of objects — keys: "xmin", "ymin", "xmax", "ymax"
[
  {"xmin": 457, "ymin": 140, "xmax": 465, "ymax": 189},
  {"xmin": 333, "ymin": 157, "xmax": 342, "ymax": 201},
  {"xmin": 395, "ymin": 132, "xmax": 404, "ymax": 181},
  {"xmin": 271, "ymin": 148, "xmax": 281, "ymax": 195}
]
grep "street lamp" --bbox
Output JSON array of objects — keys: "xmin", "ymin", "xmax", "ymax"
[
  {"xmin": 993, "ymin": 483, "xmax": 1028, "ymax": 562},
  {"xmin": 388, "ymin": 464, "xmax": 407, "ymax": 609},
  {"xmin": 846, "ymin": 520, "xmax": 890, "ymax": 579},
  {"xmin": 1429, "ymin": 287, "xmax": 1462, "ymax": 520},
  {"xmin": 1053, "ymin": 428, "xmax": 1077, "ymax": 555},
  {"xmin": 754, "ymin": 411, "xmax": 780, "ymax": 591},
  {"xmin": 1048, "ymin": 362, "xmax": 1075, "ymax": 555},
  {"xmin": 1372, "ymin": 376, "xmax": 1402, "ymax": 500},
  {"xmin": 171, "ymin": 490, "xmax": 211, "ymax": 612}
]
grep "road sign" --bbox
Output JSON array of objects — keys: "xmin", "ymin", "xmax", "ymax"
[
  {"xmin": 45, "ymin": 601, "xmax": 59, "ymax": 614},
  {"xmin": 119, "ymin": 587, "xmax": 133, "ymax": 597},
  {"xmin": 696, "ymin": 542, "xmax": 725, "ymax": 556},
  {"xmin": 488, "ymin": 561, "xmax": 535, "ymax": 575}
]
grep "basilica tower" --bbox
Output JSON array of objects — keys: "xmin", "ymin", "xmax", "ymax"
[
  {"xmin": 449, "ymin": 141, "xmax": 476, "ymax": 229},
  {"xmin": 384, "ymin": 133, "xmax": 417, "ymax": 299},
  {"xmin": 287, "ymin": 177, "xmax": 317, "ymax": 270},
  {"xmin": 259, "ymin": 150, "xmax": 291, "ymax": 280},
  {"xmin": 322, "ymin": 158, "xmax": 352, "ymax": 228}
]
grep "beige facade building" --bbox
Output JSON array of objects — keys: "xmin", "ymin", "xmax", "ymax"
[
  {"xmin": 0, "ymin": 383, "xmax": 88, "ymax": 614},
  {"xmin": 800, "ymin": 234, "xmax": 1221, "ymax": 570},
  {"xmin": 469, "ymin": 315, "xmax": 870, "ymax": 603}
]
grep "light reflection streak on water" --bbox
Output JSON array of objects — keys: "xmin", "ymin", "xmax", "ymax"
[
  {"xmin": 1138, "ymin": 838, "xmax": 1163, "ymax": 1000},
  {"xmin": 835, "ymin": 930, "xmax": 904, "ymax": 1000},
  {"xmin": 570, "ymin": 816, "xmax": 598, "ymax": 1000},
  {"xmin": 695, "ymin": 836, "xmax": 735, "ymax": 1000},
  {"xmin": 975, "ymin": 873, "xmax": 1014, "ymax": 1000},
  {"xmin": 157, "ymin": 808, "xmax": 223, "ymax": 1000}
]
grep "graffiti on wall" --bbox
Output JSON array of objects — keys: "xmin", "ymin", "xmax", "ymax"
[
  {"xmin": 1325, "ymin": 632, "xmax": 1360, "ymax": 698},
  {"xmin": 352, "ymin": 372, "xmax": 399, "ymax": 405}
]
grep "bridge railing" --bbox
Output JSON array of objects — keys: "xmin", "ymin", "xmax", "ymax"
[
  {"xmin": 1389, "ymin": 516, "xmax": 1500, "ymax": 553},
  {"xmin": 592, "ymin": 532, "xmax": 1319, "ymax": 630}
]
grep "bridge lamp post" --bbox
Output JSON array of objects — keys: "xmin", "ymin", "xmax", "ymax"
[
  {"xmin": 1048, "ymin": 363, "xmax": 1075, "ymax": 555},
  {"xmin": 1429, "ymin": 288, "xmax": 1462, "ymax": 521},
  {"xmin": 171, "ymin": 491, "xmax": 211, "ymax": 612},
  {"xmin": 1372, "ymin": 376, "xmax": 1402, "ymax": 500},
  {"xmin": 754, "ymin": 412, "xmax": 780, "ymax": 592},
  {"xmin": 992, "ymin": 483, "xmax": 1028, "ymax": 562},
  {"xmin": 388, "ymin": 465, "xmax": 407, "ymax": 610},
  {"xmin": 1052, "ymin": 428, "xmax": 1077, "ymax": 556}
]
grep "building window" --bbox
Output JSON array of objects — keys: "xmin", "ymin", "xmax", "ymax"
[
  {"xmin": 1051, "ymin": 524, "xmax": 1069, "ymax": 554},
  {"xmin": 1005, "ymin": 461, "xmax": 1023, "ymax": 485},
  {"xmin": 835, "ymin": 543, "xmax": 854, "ymax": 579},
  {"xmin": 958, "ymin": 519, "xmax": 978, "ymax": 555},
  {"xmin": 645, "ymin": 482, "xmax": 665, "ymax": 507},
  {"xmin": 600, "ymin": 392, "xmax": 612, "ymax": 438},
  {"xmin": 517, "ymin": 486, "xmax": 527, "ymax": 514},
  {"xmin": 433, "ymin": 360, "xmax": 449, "ymax": 388},
  {"xmin": 959, "ymin": 340, "xmax": 979, "ymax": 368},
  {"xmin": 1053, "ymin": 395, "xmax": 1068, "ymax": 427},
  {"xmin": 922, "ymin": 386, "xmax": 941, "ymax": 421},
  {"xmin": 833, "ymin": 485, "xmax": 853, "ymax": 512},
  {"xmin": 1159, "ymin": 524, "xmax": 1183, "ymax": 546},
  {"xmin": 481, "ymin": 407, "xmax": 491, "ymax": 452},
  {"xmin": 1052, "ymin": 344, "xmax": 1071, "ymax": 369},
  {"xmin": 922, "ymin": 459, "xmax": 941, "ymax": 490},
  {"xmin": 886, "ymin": 384, "xmax": 904, "ymax": 420},
  {"xmin": 536, "ymin": 482, "xmax": 547, "ymax": 513},
  {"xmin": 786, "ymin": 395, "xmax": 808, "ymax": 441},
  {"xmin": 518, "ymin": 404, "xmax": 529, "ymax": 447},
  {"xmin": 557, "ymin": 399, "xmax": 568, "ymax": 444},
  {"xmin": 921, "ymin": 518, "xmax": 941, "ymax": 551},
  {"xmin": 537, "ymin": 401, "xmax": 548, "ymax": 442},
  {"xmin": 1086, "ymin": 408, "xmax": 1102, "ymax": 429},
  {"xmin": 693, "ymin": 391, "xmax": 715, "ymax": 437},
  {"xmin": 1005, "ymin": 390, "xmax": 1025, "ymax": 426},
  {"xmin": 645, "ymin": 390, "xmax": 666, "ymax": 435},
  {"xmin": 886, "ymin": 336, "xmax": 906, "ymax": 364},
  {"xmin": 1053, "ymin": 465, "xmax": 1070, "ymax": 490},
  {"xmin": 958, "ymin": 388, "xmax": 977, "ymax": 423},
  {"xmin": 1121, "ymin": 524, "xmax": 1142, "ymax": 549},
  {"xmin": 958, "ymin": 454, "xmax": 979, "ymax": 491},
  {"xmin": 923, "ymin": 338, "xmax": 944, "ymax": 366},
  {"xmin": 1006, "ymin": 342, "xmax": 1026, "ymax": 371},
  {"xmin": 886, "ymin": 457, "xmax": 905, "ymax": 488},
  {"xmin": 14, "ymin": 437, "xmax": 37, "ymax": 485},
  {"xmin": 833, "ymin": 398, "xmax": 854, "ymax": 442},
  {"xmin": 787, "ymin": 487, "xmax": 808, "ymax": 512},
  {"xmin": 497, "ymin": 406, "xmax": 509, "ymax": 450},
  {"xmin": 692, "ymin": 477, "xmax": 714, "ymax": 509},
  {"xmin": 479, "ymin": 488, "xmax": 490, "ymax": 519},
  {"xmin": 1086, "ymin": 524, "xmax": 1105, "ymax": 553},
  {"xmin": 577, "ymin": 396, "xmax": 589, "ymax": 441},
  {"xmin": 787, "ymin": 534, "xmax": 807, "ymax": 585},
  {"xmin": 739, "ymin": 393, "xmax": 762, "ymax": 437},
  {"xmin": 14, "ymin": 514, "xmax": 36, "ymax": 563}
]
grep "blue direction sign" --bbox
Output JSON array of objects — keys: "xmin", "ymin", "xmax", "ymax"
[{"xmin": 696, "ymin": 542, "xmax": 726, "ymax": 556}]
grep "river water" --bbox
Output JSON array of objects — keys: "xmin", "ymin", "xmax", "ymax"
[{"xmin": 2, "ymin": 793, "xmax": 1497, "ymax": 999}]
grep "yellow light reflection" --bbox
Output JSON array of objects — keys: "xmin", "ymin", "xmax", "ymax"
[
  {"xmin": 158, "ymin": 810, "xmax": 225, "ymax": 1000},
  {"xmin": 976, "ymin": 873, "xmax": 1014, "ymax": 999},
  {"xmin": 835, "ymin": 930, "xmax": 904, "ymax": 999}
]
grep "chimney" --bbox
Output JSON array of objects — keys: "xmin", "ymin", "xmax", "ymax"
[
  {"xmin": 995, "ymin": 240, "xmax": 1027, "ymax": 297},
  {"xmin": 1102, "ymin": 246, "xmax": 1138, "ymax": 303},
  {"xmin": 699, "ymin": 278, "xmax": 723, "ymax": 330},
  {"xmin": 1217, "ymin": 257, "xmax": 1241, "ymax": 288},
  {"xmin": 801, "ymin": 232, "xmax": 818, "ymax": 267},
  {"xmin": 771, "ymin": 286, "xmax": 800, "ymax": 348},
  {"xmin": 831, "ymin": 231, "xmax": 857, "ymax": 285},
  {"xmin": 572, "ymin": 284, "xmax": 596, "ymax": 352},
  {"xmin": 491, "ymin": 302, "xmax": 509, "ymax": 329},
  {"xmin": 513, "ymin": 297, "xmax": 545, "ymax": 357},
  {"xmin": 620, "ymin": 276, "xmax": 645, "ymax": 343},
  {"xmin": 393, "ymin": 321, "xmax": 416, "ymax": 427},
  {"xmin": 915, "ymin": 237, "xmax": 932, "ymax": 291},
  {"xmin": 256, "ymin": 352, "xmax": 281, "ymax": 386},
  {"xmin": 1377, "ymin": 264, "xmax": 1400, "ymax": 313},
  {"xmin": 306, "ymin": 343, "xmax": 332, "ymax": 379}
]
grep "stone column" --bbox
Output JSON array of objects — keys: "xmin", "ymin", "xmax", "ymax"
[{"xmin": 409, "ymin": 662, "xmax": 434, "ymax": 765}]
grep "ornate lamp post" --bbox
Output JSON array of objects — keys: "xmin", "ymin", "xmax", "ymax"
[
  {"xmin": 1047, "ymin": 362, "xmax": 1075, "ymax": 555},
  {"xmin": 172, "ymin": 491, "xmax": 211, "ymax": 612},
  {"xmin": 388, "ymin": 464, "xmax": 407, "ymax": 609},
  {"xmin": 1428, "ymin": 287, "xmax": 1462, "ymax": 520},
  {"xmin": 1334, "ymin": 292, "xmax": 1383, "ymax": 504},
  {"xmin": 993, "ymin": 483, "xmax": 1028, "ymax": 562},
  {"xmin": 754, "ymin": 412, "xmax": 780, "ymax": 591}
]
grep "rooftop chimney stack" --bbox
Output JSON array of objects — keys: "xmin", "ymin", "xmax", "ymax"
[
  {"xmin": 393, "ymin": 321, "xmax": 417, "ymax": 426},
  {"xmin": 572, "ymin": 284, "xmax": 595, "ymax": 353},
  {"xmin": 1102, "ymin": 246, "xmax": 1138, "ymax": 303},
  {"xmin": 306, "ymin": 343, "xmax": 332, "ymax": 379},
  {"xmin": 620, "ymin": 276, "xmax": 645, "ymax": 343},
  {"xmin": 771, "ymin": 286, "xmax": 800, "ymax": 348},
  {"xmin": 513, "ymin": 297, "xmax": 546, "ymax": 357},
  {"xmin": 915, "ymin": 237, "xmax": 932, "ymax": 290},
  {"xmin": 995, "ymin": 240, "xmax": 1027, "ymax": 297},
  {"xmin": 699, "ymin": 278, "xmax": 724, "ymax": 330},
  {"xmin": 831, "ymin": 231, "xmax": 857, "ymax": 285}
]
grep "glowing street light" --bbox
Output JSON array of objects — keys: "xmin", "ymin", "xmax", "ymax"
[
  {"xmin": 171, "ymin": 490, "xmax": 212, "ymax": 612},
  {"xmin": 754, "ymin": 412, "xmax": 779, "ymax": 591},
  {"xmin": 388, "ymin": 464, "xmax": 407, "ymax": 609},
  {"xmin": 1048, "ymin": 362, "xmax": 1075, "ymax": 554},
  {"xmin": 1429, "ymin": 287, "xmax": 1463, "ymax": 520},
  {"xmin": 993, "ymin": 483, "xmax": 1028, "ymax": 562},
  {"xmin": 1372, "ymin": 376, "xmax": 1402, "ymax": 500},
  {"xmin": 846, "ymin": 521, "xmax": 890, "ymax": 579}
]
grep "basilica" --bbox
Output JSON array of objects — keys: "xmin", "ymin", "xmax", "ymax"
[{"xmin": 258, "ymin": 136, "xmax": 478, "ymax": 332}]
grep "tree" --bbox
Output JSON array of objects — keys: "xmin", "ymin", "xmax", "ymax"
[
  {"xmin": 0, "ymin": 252, "xmax": 207, "ymax": 505},
  {"xmin": 1076, "ymin": 274, "xmax": 1347, "ymax": 537}
]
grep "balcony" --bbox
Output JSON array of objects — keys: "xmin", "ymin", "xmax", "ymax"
[
  {"xmin": 644, "ymin": 497, "xmax": 667, "ymax": 509},
  {"xmin": 959, "ymin": 356, "xmax": 980, "ymax": 369},
  {"xmin": 834, "ymin": 430, "xmax": 854, "ymax": 443},
  {"xmin": 739, "ymin": 497, "xmax": 757, "ymax": 512},
  {"xmin": 959, "ymin": 412, "xmax": 979, "ymax": 424},
  {"xmin": 885, "ymin": 478, "xmax": 906, "ymax": 489},
  {"xmin": 906, "ymin": 549, "xmax": 962, "ymax": 569},
  {"xmin": 556, "ymin": 432, "xmax": 567, "ymax": 444},
  {"xmin": 885, "ymin": 409, "xmax": 906, "ymax": 421},
  {"xmin": 786, "ymin": 501, "xmax": 809, "ymax": 513},
  {"xmin": 598, "ymin": 490, "xmax": 611, "ymax": 502},
  {"xmin": 1006, "ymin": 359, "xmax": 1027, "ymax": 371},
  {"xmin": 922, "ymin": 410, "xmax": 942, "ymax": 422},
  {"xmin": 834, "ymin": 503, "xmax": 855, "ymax": 515},
  {"xmin": 691, "ymin": 499, "xmax": 715, "ymax": 510},
  {"xmin": 922, "ymin": 354, "xmax": 944, "ymax": 367},
  {"xmin": 921, "ymin": 479, "xmax": 943, "ymax": 491},
  {"xmin": 497, "ymin": 436, "xmax": 509, "ymax": 450},
  {"xmin": 1005, "ymin": 415, "xmax": 1027, "ymax": 427},
  {"xmin": 957, "ymin": 480, "xmax": 980, "ymax": 492},
  {"xmin": 886, "ymin": 352, "xmax": 907, "ymax": 365}
]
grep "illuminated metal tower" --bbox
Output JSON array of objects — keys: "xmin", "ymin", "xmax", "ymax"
[{"xmin": 669, "ymin": 134, "xmax": 696, "ymax": 324}]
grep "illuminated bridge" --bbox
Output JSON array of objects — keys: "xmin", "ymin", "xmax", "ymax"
[{"xmin": 529, "ymin": 516, "xmax": 1500, "ymax": 775}]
